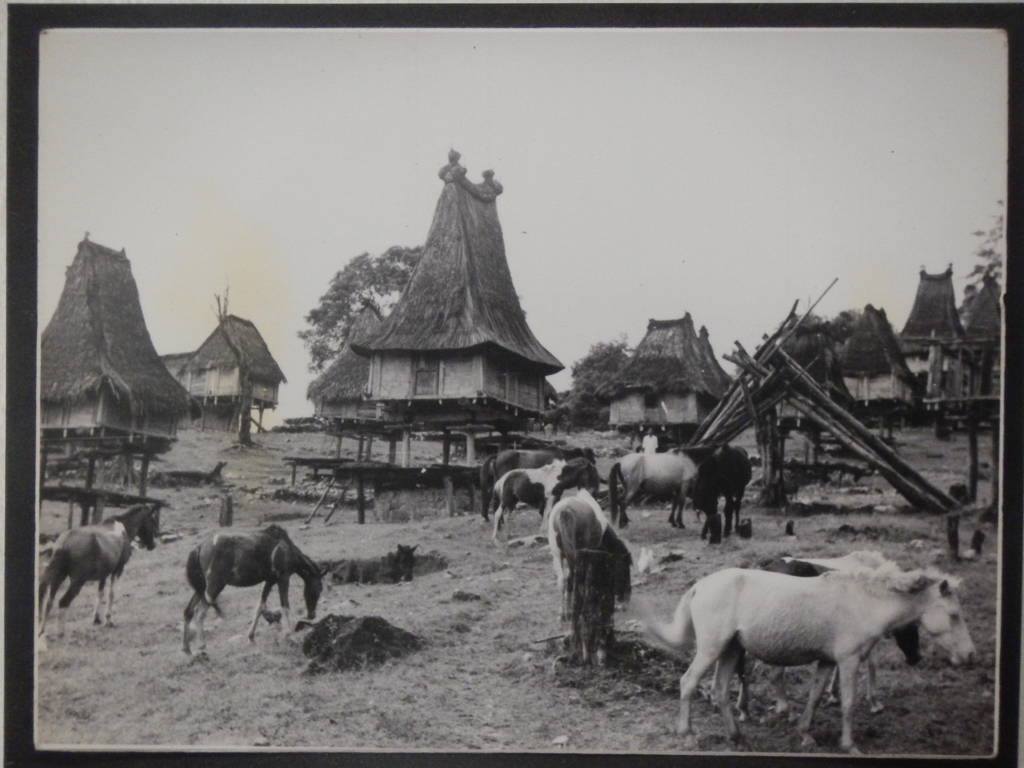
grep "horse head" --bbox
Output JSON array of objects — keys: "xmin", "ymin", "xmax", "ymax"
[
  {"xmin": 394, "ymin": 544, "xmax": 418, "ymax": 582},
  {"xmin": 300, "ymin": 555, "xmax": 325, "ymax": 621},
  {"xmin": 121, "ymin": 505, "xmax": 159, "ymax": 550},
  {"xmin": 892, "ymin": 622, "xmax": 922, "ymax": 666},
  {"xmin": 917, "ymin": 575, "xmax": 976, "ymax": 667}
]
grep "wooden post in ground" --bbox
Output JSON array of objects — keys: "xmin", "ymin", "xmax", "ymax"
[
  {"xmin": 568, "ymin": 549, "xmax": 615, "ymax": 666},
  {"xmin": 442, "ymin": 429, "xmax": 451, "ymax": 466},
  {"xmin": 388, "ymin": 434, "xmax": 398, "ymax": 465},
  {"xmin": 85, "ymin": 456, "xmax": 96, "ymax": 490},
  {"xmin": 290, "ymin": 463, "xmax": 297, "ymax": 486},
  {"xmin": 443, "ymin": 475, "xmax": 455, "ymax": 516},
  {"xmin": 967, "ymin": 405, "xmax": 979, "ymax": 503},
  {"xmin": 67, "ymin": 499, "xmax": 75, "ymax": 530},
  {"xmin": 91, "ymin": 494, "xmax": 105, "ymax": 524},
  {"xmin": 706, "ymin": 512, "xmax": 723, "ymax": 545},
  {"xmin": 335, "ymin": 433, "xmax": 343, "ymax": 459},
  {"xmin": 219, "ymin": 494, "xmax": 234, "ymax": 527},
  {"xmin": 356, "ymin": 474, "xmax": 366, "ymax": 524},
  {"xmin": 946, "ymin": 514, "xmax": 961, "ymax": 561}
]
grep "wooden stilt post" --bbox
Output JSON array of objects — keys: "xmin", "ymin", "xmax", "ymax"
[
  {"xmin": 91, "ymin": 495, "xmax": 105, "ymax": 524},
  {"xmin": 67, "ymin": 499, "xmax": 75, "ymax": 530},
  {"xmin": 388, "ymin": 434, "xmax": 398, "ymax": 465},
  {"xmin": 357, "ymin": 435, "xmax": 365, "ymax": 462},
  {"xmin": 85, "ymin": 457, "xmax": 96, "ymax": 490},
  {"xmin": 401, "ymin": 430, "xmax": 412, "ymax": 468},
  {"xmin": 335, "ymin": 433, "xmax": 343, "ymax": 459},
  {"xmin": 219, "ymin": 494, "xmax": 234, "ymax": 527},
  {"xmin": 946, "ymin": 514, "xmax": 961, "ymax": 561},
  {"xmin": 139, "ymin": 455, "xmax": 151, "ymax": 498},
  {"xmin": 365, "ymin": 435, "xmax": 374, "ymax": 461},
  {"xmin": 444, "ymin": 475, "xmax": 455, "ymax": 517},
  {"xmin": 465, "ymin": 432, "xmax": 476, "ymax": 464},
  {"xmin": 356, "ymin": 474, "xmax": 366, "ymax": 525},
  {"xmin": 967, "ymin": 405, "xmax": 979, "ymax": 503},
  {"xmin": 291, "ymin": 463, "xmax": 297, "ymax": 486},
  {"xmin": 442, "ymin": 428, "xmax": 451, "ymax": 466},
  {"xmin": 257, "ymin": 405, "xmax": 265, "ymax": 433}
]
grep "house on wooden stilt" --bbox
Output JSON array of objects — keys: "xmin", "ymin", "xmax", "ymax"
[{"xmin": 351, "ymin": 149, "xmax": 564, "ymax": 464}]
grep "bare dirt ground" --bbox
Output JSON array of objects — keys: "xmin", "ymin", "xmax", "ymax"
[{"xmin": 36, "ymin": 426, "xmax": 999, "ymax": 755}]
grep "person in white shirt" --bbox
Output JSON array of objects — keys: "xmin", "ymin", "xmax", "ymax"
[{"xmin": 642, "ymin": 428, "xmax": 659, "ymax": 455}]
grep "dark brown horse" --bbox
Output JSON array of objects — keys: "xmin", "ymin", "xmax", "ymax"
[
  {"xmin": 693, "ymin": 445, "xmax": 752, "ymax": 536},
  {"xmin": 479, "ymin": 447, "xmax": 597, "ymax": 519},
  {"xmin": 38, "ymin": 505, "xmax": 159, "ymax": 647},
  {"xmin": 182, "ymin": 525, "xmax": 326, "ymax": 654}
]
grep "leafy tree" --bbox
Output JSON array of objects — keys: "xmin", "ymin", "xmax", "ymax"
[
  {"xmin": 967, "ymin": 200, "xmax": 1004, "ymax": 287},
  {"xmin": 566, "ymin": 336, "xmax": 631, "ymax": 428},
  {"xmin": 829, "ymin": 308, "xmax": 862, "ymax": 345},
  {"xmin": 300, "ymin": 245, "xmax": 422, "ymax": 372}
]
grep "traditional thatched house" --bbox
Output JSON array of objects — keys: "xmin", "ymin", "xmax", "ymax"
[
  {"xmin": 307, "ymin": 305, "xmax": 382, "ymax": 420},
  {"xmin": 959, "ymin": 275, "xmax": 1002, "ymax": 396},
  {"xmin": 160, "ymin": 352, "xmax": 193, "ymax": 385},
  {"xmin": 180, "ymin": 315, "xmax": 286, "ymax": 431},
  {"xmin": 40, "ymin": 237, "xmax": 192, "ymax": 445},
  {"xmin": 607, "ymin": 314, "xmax": 731, "ymax": 441},
  {"xmin": 352, "ymin": 150, "xmax": 563, "ymax": 431},
  {"xmin": 840, "ymin": 305, "xmax": 916, "ymax": 407},
  {"xmin": 899, "ymin": 266, "xmax": 966, "ymax": 400}
]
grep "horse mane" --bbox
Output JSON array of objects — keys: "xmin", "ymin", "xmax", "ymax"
[{"xmin": 820, "ymin": 563, "xmax": 960, "ymax": 595}]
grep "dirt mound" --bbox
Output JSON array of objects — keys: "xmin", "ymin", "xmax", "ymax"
[{"xmin": 303, "ymin": 615, "xmax": 422, "ymax": 674}]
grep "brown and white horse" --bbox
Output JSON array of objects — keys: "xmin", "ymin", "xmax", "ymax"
[
  {"xmin": 490, "ymin": 460, "xmax": 567, "ymax": 542},
  {"xmin": 635, "ymin": 564, "xmax": 975, "ymax": 753},
  {"xmin": 38, "ymin": 505, "xmax": 159, "ymax": 647},
  {"xmin": 182, "ymin": 525, "xmax": 326, "ymax": 654}
]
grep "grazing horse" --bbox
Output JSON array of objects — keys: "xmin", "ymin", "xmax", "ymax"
[
  {"xmin": 736, "ymin": 553, "xmax": 921, "ymax": 719},
  {"xmin": 693, "ymin": 446, "xmax": 752, "ymax": 536},
  {"xmin": 38, "ymin": 505, "xmax": 159, "ymax": 646},
  {"xmin": 491, "ymin": 460, "xmax": 566, "ymax": 542},
  {"xmin": 608, "ymin": 452, "xmax": 698, "ymax": 528},
  {"xmin": 635, "ymin": 565, "xmax": 975, "ymax": 753},
  {"xmin": 547, "ymin": 490, "xmax": 632, "ymax": 625},
  {"xmin": 479, "ymin": 447, "xmax": 596, "ymax": 519},
  {"xmin": 182, "ymin": 525, "xmax": 326, "ymax": 655}
]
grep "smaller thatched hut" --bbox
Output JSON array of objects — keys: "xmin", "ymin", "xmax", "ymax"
[
  {"xmin": 840, "ymin": 305, "xmax": 916, "ymax": 406},
  {"xmin": 40, "ymin": 237, "xmax": 192, "ymax": 444},
  {"xmin": 899, "ymin": 266, "xmax": 966, "ymax": 399},
  {"xmin": 307, "ymin": 305, "xmax": 383, "ymax": 420},
  {"xmin": 959, "ymin": 275, "xmax": 1002, "ymax": 397},
  {"xmin": 180, "ymin": 315, "xmax": 286, "ymax": 431},
  {"xmin": 607, "ymin": 314, "xmax": 731, "ymax": 440}
]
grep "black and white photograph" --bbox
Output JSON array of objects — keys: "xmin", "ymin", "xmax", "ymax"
[{"xmin": 9, "ymin": 13, "xmax": 1020, "ymax": 761}]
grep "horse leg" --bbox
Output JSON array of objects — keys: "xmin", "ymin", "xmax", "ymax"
[
  {"xmin": 865, "ymin": 654, "xmax": 883, "ymax": 714},
  {"xmin": 676, "ymin": 650, "xmax": 719, "ymax": 747},
  {"xmin": 103, "ymin": 575, "xmax": 116, "ymax": 626},
  {"xmin": 92, "ymin": 578, "xmax": 107, "ymax": 625},
  {"xmin": 248, "ymin": 581, "xmax": 275, "ymax": 642},
  {"xmin": 837, "ymin": 657, "xmax": 862, "ymax": 753},
  {"xmin": 194, "ymin": 600, "xmax": 211, "ymax": 652},
  {"xmin": 56, "ymin": 576, "xmax": 89, "ymax": 638},
  {"xmin": 796, "ymin": 661, "xmax": 834, "ymax": 748},
  {"xmin": 735, "ymin": 649, "xmax": 749, "ymax": 722},
  {"xmin": 182, "ymin": 592, "xmax": 202, "ymax": 654},
  {"xmin": 492, "ymin": 506, "xmax": 505, "ymax": 543},
  {"xmin": 38, "ymin": 575, "xmax": 63, "ymax": 640},
  {"xmin": 714, "ymin": 643, "xmax": 745, "ymax": 746},
  {"xmin": 825, "ymin": 666, "xmax": 840, "ymax": 706},
  {"xmin": 277, "ymin": 577, "xmax": 293, "ymax": 637}
]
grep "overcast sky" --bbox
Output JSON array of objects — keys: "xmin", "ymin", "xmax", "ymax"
[{"xmin": 38, "ymin": 28, "xmax": 1007, "ymax": 424}]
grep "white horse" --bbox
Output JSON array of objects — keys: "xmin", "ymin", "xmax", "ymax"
[
  {"xmin": 491, "ymin": 460, "xmax": 566, "ymax": 542},
  {"xmin": 635, "ymin": 564, "xmax": 976, "ymax": 753}
]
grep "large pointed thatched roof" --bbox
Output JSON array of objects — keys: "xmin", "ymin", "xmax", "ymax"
[
  {"xmin": 40, "ymin": 238, "xmax": 192, "ymax": 416},
  {"xmin": 352, "ymin": 150, "xmax": 563, "ymax": 375},
  {"xmin": 900, "ymin": 267, "xmax": 964, "ymax": 340},
  {"xmin": 607, "ymin": 314, "xmax": 731, "ymax": 400},
  {"xmin": 960, "ymin": 275, "xmax": 1001, "ymax": 340},
  {"xmin": 840, "ymin": 305, "xmax": 915, "ymax": 382},
  {"xmin": 781, "ymin": 317, "xmax": 855, "ymax": 405},
  {"xmin": 307, "ymin": 305, "xmax": 382, "ymax": 404},
  {"xmin": 185, "ymin": 315, "xmax": 286, "ymax": 384}
]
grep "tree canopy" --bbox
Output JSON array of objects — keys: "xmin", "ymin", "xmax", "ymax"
[
  {"xmin": 300, "ymin": 245, "xmax": 422, "ymax": 372},
  {"xmin": 968, "ymin": 200, "xmax": 1004, "ymax": 287},
  {"xmin": 566, "ymin": 336, "xmax": 631, "ymax": 428}
]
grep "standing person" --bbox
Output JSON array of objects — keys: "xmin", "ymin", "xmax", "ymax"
[{"xmin": 642, "ymin": 428, "xmax": 659, "ymax": 455}]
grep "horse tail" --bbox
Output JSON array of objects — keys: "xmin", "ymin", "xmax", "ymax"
[
  {"xmin": 632, "ymin": 587, "xmax": 696, "ymax": 657},
  {"xmin": 186, "ymin": 546, "xmax": 223, "ymax": 617},
  {"xmin": 608, "ymin": 462, "xmax": 621, "ymax": 524},
  {"xmin": 480, "ymin": 456, "xmax": 496, "ymax": 519}
]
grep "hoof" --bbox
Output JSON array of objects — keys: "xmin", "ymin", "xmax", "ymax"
[
  {"xmin": 736, "ymin": 710, "xmax": 748, "ymax": 723},
  {"xmin": 799, "ymin": 734, "xmax": 816, "ymax": 748},
  {"xmin": 824, "ymin": 695, "xmax": 839, "ymax": 708},
  {"xmin": 843, "ymin": 744, "xmax": 862, "ymax": 755},
  {"xmin": 678, "ymin": 732, "xmax": 698, "ymax": 750},
  {"xmin": 869, "ymin": 702, "xmax": 885, "ymax": 714}
]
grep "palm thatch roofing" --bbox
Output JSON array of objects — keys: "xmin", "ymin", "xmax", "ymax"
[
  {"xmin": 840, "ymin": 305, "xmax": 915, "ymax": 382},
  {"xmin": 185, "ymin": 315, "xmax": 287, "ymax": 384},
  {"xmin": 352, "ymin": 150, "xmax": 563, "ymax": 375},
  {"xmin": 307, "ymin": 305, "xmax": 382, "ymax": 403},
  {"xmin": 606, "ymin": 314, "xmax": 731, "ymax": 400},
  {"xmin": 960, "ymin": 276, "xmax": 1001, "ymax": 340},
  {"xmin": 40, "ymin": 238, "xmax": 192, "ymax": 416},
  {"xmin": 160, "ymin": 352, "xmax": 193, "ymax": 379},
  {"xmin": 900, "ymin": 267, "xmax": 964, "ymax": 340},
  {"xmin": 780, "ymin": 317, "xmax": 854, "ymax": 405}
]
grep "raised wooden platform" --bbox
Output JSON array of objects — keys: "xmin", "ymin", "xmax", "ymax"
[{"xmin": 41, "ymin": 484, "xmax": 167, "ymax": 529}]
